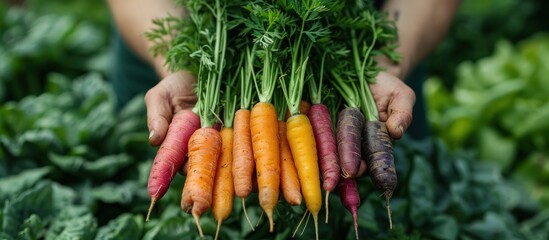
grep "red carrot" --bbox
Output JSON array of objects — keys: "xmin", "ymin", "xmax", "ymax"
[
  {"xmin": 307, "ymin": 53, "xmax": 341, "ymax": 223},
  {"xmin": 308, "ymin": 104, "xmax": 340, "ymax": 222}
]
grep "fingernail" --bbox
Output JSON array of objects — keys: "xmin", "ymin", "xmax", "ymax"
[
  {"xmin": 149, "ymin": 130, "xmax": 155, "ymax": 140},
  {"xmin": 398, "ymin": 125, "xmax": 404, "ymax": 136}
]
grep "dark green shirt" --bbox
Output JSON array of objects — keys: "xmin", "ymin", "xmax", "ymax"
[{"xmin": 109, "ymin": 27, "xmax": 159, "ymax": 111}]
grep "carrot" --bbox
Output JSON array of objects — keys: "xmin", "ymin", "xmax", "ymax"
[
  {"xmin": 286, "ymin": 114, "xmax": 322, "ymax": 239},
  {"xmin": 233, "ymin": 109, "xmax": 254, "ymax": 198},
  {"xmin": 278, "ymin": 121, "xmax": 302, "ymax": 205},
  {"xmin": 277, "ymin": 7, "xmax": 327, "ymax": 237},
  {"xmin": 362, "ymin": 120, "xmax": 396, "ymax": 229},
  {"xmin": 212, "ymin": 128, "xmax": 235, "ymax": 240},
  {"xmin": 338, "ymin": 177, "xmax": 360, "ymax": 240},
  {"xmin": 146, "ymin": 109, "xmax": 200, "ymax": 221},
  {"xmin": 336, "ymin": 107, "xmax": 365, "ymax": 178},
  {"xmin": 232, "ymin": 108, "xmax": 256, "ymax": 229},
  {"xmin": 181, "ymin": 127, "xmax": 222, "ymax": 237},
  {"xmin": 247, "ymin": 15, "xmax": 283, "ymax": 230},
  {"xmin": 250, "ymin": 102, "xmax": 280, "ymax": 232},
  {"xmin": 212, "ymin": 59, "xmax": 239, "ymax": 240},
  {"xmin": 275, "ymin": 92, "xmax": 302, "ymax": 206},
  {"xmin": 179, "ymin": 0, "xmax": 228, "ymax": 236},
  {"xmin": 347, "ymin": 26, "xmax": 397, "ymax": 229},
  {"xmin": 307, "ymin": 57, "xmax": 340, "ymax": 221},
  {"xmin": 213, "ymin": 122, "xmax": 222, "ymax": 131},
  {"xmin": 232, "ymin": 46, "xmax": 256, "ymax": 231},
  {"xmin": 309, "ymin": 103, "xmax": 341, "ymax": 219}
]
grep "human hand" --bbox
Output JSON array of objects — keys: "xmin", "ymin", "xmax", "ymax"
[
  {"xmin": 343, "ymin": 71, "xmax": 414, "ymax": 178},
  {"xmin": 369, "ymin": 71, "xmax": 415, "ymax": 139},
  {"xmin": 144, "ymin": 70, "xmax": 197, "ymax": 146}
]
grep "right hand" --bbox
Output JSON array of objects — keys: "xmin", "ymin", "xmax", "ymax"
[{"xmin": 144, "ymin": 70, "xmax": 197, "ymax": 146}]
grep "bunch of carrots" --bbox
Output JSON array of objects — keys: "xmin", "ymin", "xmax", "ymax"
[{"xmin": 144, "ymin": 0, "xmax": 401, "ymax": 239}]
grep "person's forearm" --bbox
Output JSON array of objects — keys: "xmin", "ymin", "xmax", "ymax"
[
  {"xmin": 379, "ymin": 0, "xmax": 460, "ymax": 79},
  {"xmin": 107, "ymin": 0, "xmax": 186, "ymax": 78}
]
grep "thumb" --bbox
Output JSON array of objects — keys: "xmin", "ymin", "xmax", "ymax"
[
  {"xmin": 144, "ymin": 86, "xmax": 172, "ymax": 146},
  {"xmin": 385, "ymin": 88, "xmax": 415, "ymax": 139}
]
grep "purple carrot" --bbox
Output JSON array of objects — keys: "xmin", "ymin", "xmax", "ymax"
[
  {"xmin": 336, "ymin": 107, "xmax": 364, "ymax": 178},
  {"xmin": 362, "ymin": 120, "xmax": 396, "ymax": 229}
]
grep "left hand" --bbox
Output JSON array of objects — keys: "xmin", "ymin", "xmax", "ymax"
[{"xmin": 369, "ymin": 71, "xmax": 415, "ymax": 139}]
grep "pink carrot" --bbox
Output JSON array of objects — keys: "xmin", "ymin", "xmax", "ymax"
[{"xmin": 146, "ymin": 109, "xmax": 200, "ymax": 221}]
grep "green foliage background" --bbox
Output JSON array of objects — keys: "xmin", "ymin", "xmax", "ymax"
[{"xmin": 1, "ymin": 0, "xmax": 549, "ymax": 239}]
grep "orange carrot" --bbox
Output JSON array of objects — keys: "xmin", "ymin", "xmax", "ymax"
[
  {"xmin": 179, "ymin": 0, "xmax": 227, "ymax": 237},
  {"xmin": 181, "ymin": 127, "xmax": 222, "ymax": 237},
  {"xmin": 250, "ymin": 102, "xmax": 280, "ymax": 232},
  {"xmin": 246, "ymin": 21, "xmax": 281, "ymax": 231},
  {"xmin": 232, "ymin": 109, "xmax": 254, "ymax": 197},
  {"xmin": 278, "ymin": 120, "xmax": 302, "ymax": 205},
  {"xmin": 212, "ymin": 128, "xmax": 235, "ymax": 240},
  {"xmin": 232, "ymin": 109, "xmax": 255, "ymax": 229},
  {"xmin": 232, "ymin": 44, "xmax": 257, "ymax": 231}
]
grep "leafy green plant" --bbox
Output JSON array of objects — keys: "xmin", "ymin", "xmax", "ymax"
[
  {"xmin": 0, "ymin": 3, "xmax": 110, "ymax": 101},
  {"xmin": 425, "ymin": 33, "xmax": 549, "ymax": 207},
  {"xmin": 428, "ymin": 0, "xmax": 549, "ymax": 87}
]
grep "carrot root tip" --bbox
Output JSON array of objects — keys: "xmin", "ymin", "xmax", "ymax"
[
  {"xmin": 352, "ymin": 210, "xmax": 359, "ymax": 240},
  {"xmin": 292, "ymin": 209, "xmax": 309, "ymax": 238},
  {"xmin": 255, "ymin": 210, "xmax": 264, "ymax": 228},
  {"xmin": 214, "ymin": 220, "xmax": 222, "ymax": 240},
  {"xmin": 325, "ymin": 191, "xmax": 330, "ymax": 224},
  {"xmin": 242, "ymin": 198, "xmax": 255, "ymax": 231},
  {"xmin": 145, "ymin": 197, "xmax": 157, "ymax": 222},
  {"xmin": 192, "ymin": 212, "xmax": 204, "ymax": 238},
  {"xmin": 313, "ymin": 214, "xmax": 319, "ymax": 240},
  {"xmin": 301, "ymin": 212, "xmax": 311, "ymax": 236},
  {"xmin": 385, "ymin": 191, "xmax": 393, "ymax": 230},
  {"xmin": 267, "ymin": 211, "xmax": 275, "ymax": 232}
]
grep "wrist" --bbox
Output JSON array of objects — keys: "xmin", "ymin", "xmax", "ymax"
[
  {"xmin": 375, "ymin": 54, "xmax": 410, "ymax": 80},
  {"xmin": 151, "ymin": 55, "xmax": 171, "ymax": 79}
]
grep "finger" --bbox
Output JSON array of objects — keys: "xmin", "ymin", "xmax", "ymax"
[
  {"xmin": 178, "ymin": 158, "xmax": 189, "ymax": 176},
  {"xmin": 144, "ymin": 86, "xmax": 173, "ymax": 146},
  {"xmin": 356, "ymin": 159, "xmax": 368, "ymax": 178},
  {"xmin": 385, "ymin": 87, "xmax": 415, "ymax": 139}
]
